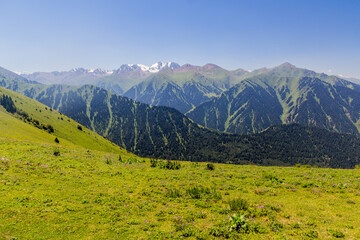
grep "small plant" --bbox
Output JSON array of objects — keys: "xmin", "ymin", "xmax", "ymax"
[
  {"xmin": 295, "ymin": 164, "xmax": 312, "ymax": 168},
  {"xmin": 209, "ymin": 226, "xmax": 231, "ymax": 238},
  {"xmin": 230, "ymin": 213, "xmax": 248, "ymax": 232},
  {"xmin": 263, "ymin": 172, "xmax": 283, "ymax": 183},
  {"xmin": 105, "ymin": 159, "xmax": 112, "ymax": 165},
  {"xmin": 303, "ymin": 230, "xmax": 318, "ymax": 238},
  {"xmin": 290, "ymin": 222, "xmax": 300, "ymax": 229},
  {"xmin": 53, "ymin": 149, "xmax": 60, "ymax": 156},
  {"xmin": 54, "ymin": 137, "xmax": 59, "ymax": 143},
  {"xmin": 118, "ymin": 155, "xmax": 122, "ymax": 162},
  {"xmin": 269, "ymin": 221, "xmax": 283, "ymax": 232},
  {"xmin": 123, "ymin": 157, "xmax": 144, "ymax": 164},
  {"xmin": 206, "ymin": 163, "xmax": 215, "ymax": 171},
  {"xmin": 186, "ymin": 185, "xmax": 211, "ymax": 199},
  {"xmin": 185, "ymin": 185, "xmax": 221, "ymax": 201},
  {"xmin": 166, "ymin": 188, "xmax": 182, "ymax": 198},
  {"xmin": 254, "ymin": 188, "xmax": 269, "ymax": 195},
  {"xmin": 228, "ymin": 198, "xmax": 249, "ymax": 211},
  {"xmin": 150, "ymin": 159, "xmax": 159, "ymax": 167},
  {"xmin": 191, "ymin": 162, "xmax": 200, "ymax": 168},
  {"xmin": 228, "ymin": 213, "xmax": 264, "ymax": 233},
  {"xmin": 328, "ymin": 229, "xmax": 345, "ymax": 238}
]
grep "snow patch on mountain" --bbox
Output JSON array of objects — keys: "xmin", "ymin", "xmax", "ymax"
[{"xmin": 115, "ymin": 62, "xmax": 180, "ymax": 74}]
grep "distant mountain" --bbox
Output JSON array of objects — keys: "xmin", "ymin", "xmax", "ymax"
[
  {"xmin": 124, "ymin": 64, "xmax": 248, "ymax": 113},
  {"xmin": 187, "ymin": 63, "xmax": 360, "ymax": 135},
  {"xmin": 93, "ymin": 62, "xmax": 180, "ymax": 95},
  {"xmin": 0, "ymin": 66, "xmax": 38, "ymax": 84},
  {"xmin": 343, "ymin": 76, "xmax": 360, "ymax": 85},
  {"xmin": 3, "ymin": 66, "xmax": 360, "ymax": 168},
  {"xmin": 22, "ymin": 68, "xmax": 113, "ymax": 86},
  {"xmin": 21, "ymin": 61, "xmax": 180, "ymax": 95}
]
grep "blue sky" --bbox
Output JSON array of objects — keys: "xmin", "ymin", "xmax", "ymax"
[{"xmin": 0, "ymin": 0, "xmax": 359, "ymax": 77}]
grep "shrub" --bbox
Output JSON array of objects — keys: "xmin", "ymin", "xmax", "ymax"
[
  {"xmin": 162, "ymin": 160, "xmax": 181, "ymax": 170},
  {"xmin": 77, "ymin": 125, "xmax": 83, "ymax": 131},
  {"xmin": 105, "ymin": 159, "xmax": 112, "ymax": 165},
  {"xmin": 118, "ymin": 155, "xmax": 122, "ymax": 162},
  {"xmin": 53, "ymin": 149, "xmax": 60, "ymax": 156},
  {"xmin": 54, "ymin": 137, "xmax": 59, "ymax": 143},
  {"xmin": 206, "ymin": 163, "xmax": 215, "ymax": 171},
  {"xmin": 228, "ymin": 198, "xmax": 249, "ymax": 211},
  {"xmin": 150, "ymin": 159, "xmax": 159, "ymax": 167},
  {"xmin": 149, "ymin": 159, "xmax": 181, "ymax": 169},
  {"xmin": 45, "ymin": 124, "xmax": 54, "ymax": 133}
]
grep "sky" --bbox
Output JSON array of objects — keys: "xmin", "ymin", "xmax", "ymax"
[{"xmin": 0, "ymin": 0, "xmax": 360, "ymax": 78}]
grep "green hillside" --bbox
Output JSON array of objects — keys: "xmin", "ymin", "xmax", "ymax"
[
  {"xmin": 1, "ymin": 139, "xmax": 359, "ymax": 239},
  {"xmin": 0, "ymin": 86, "xmax": 127, "ymax": 154},
  {"xmin": 187, "ymin": 64, "xmax": 360, "ymax": 135}
]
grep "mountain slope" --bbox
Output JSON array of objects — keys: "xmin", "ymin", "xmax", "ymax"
[
  {"xmin": 0, "ymin": 86, "xmax": 126, "ymax": 154},
  {"xmin": 124, "ymin": 64, "xmax": 245, "ymax": 113},
  {"xmin": 187, "ymin": 63, "xmax": 360, "ymax": 135}
]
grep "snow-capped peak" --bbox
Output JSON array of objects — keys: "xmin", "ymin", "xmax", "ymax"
[
  {"xmin": 69, "ymin": 67, "xmax": 87, "ymax": 73},
  {"xmin": 149, "ymin": 61, "xmax": 180, "ymax": 72},
  {"xmin": 115, "ymin": 61, "xmax": 180, "ymax": 74},
  {"xmin": 69, "ymin": 68, "xmax": 111, "ymax": 74}
]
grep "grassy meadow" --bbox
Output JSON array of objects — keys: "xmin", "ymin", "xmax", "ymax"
[{"xmin": 1, "ymin": 137, "xmax": 360, "ymax": 239}]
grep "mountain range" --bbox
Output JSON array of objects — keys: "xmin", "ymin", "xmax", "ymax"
[
  {"xmin": 3, "ymin": 63, "xmax": 360, "ymax": 168},
  {"xmin": 21, "ymin": 61, "xmax": 180, "ymax": 95},
  {"xmin": 187, "ymin": 63, "xmax": 360, "ymax": 135}
]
